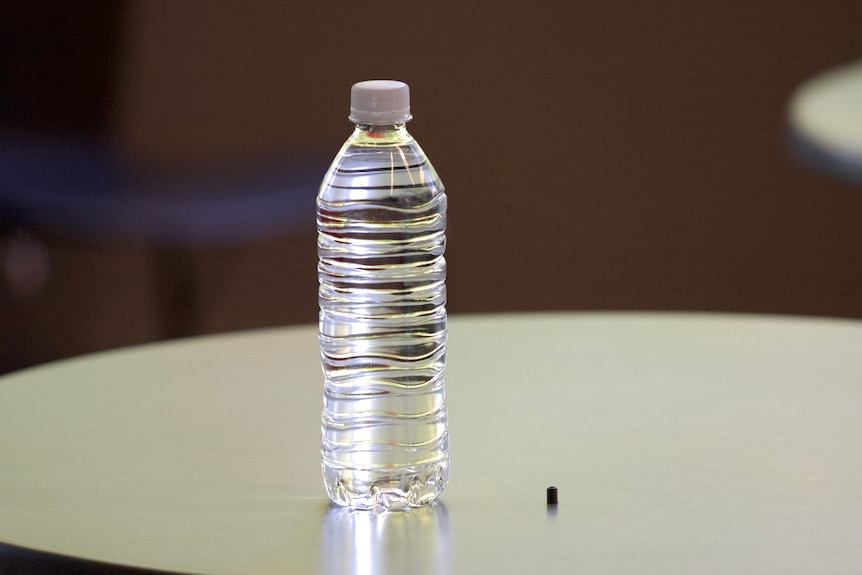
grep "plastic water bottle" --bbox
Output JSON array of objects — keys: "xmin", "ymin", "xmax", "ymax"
[{"xmin": 317, "ymin": 80, "xmax": 450, "ymax": 510}]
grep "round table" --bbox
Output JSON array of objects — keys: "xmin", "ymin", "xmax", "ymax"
[
  {"xmin": 788, "ymin": 59, "xmax": 862, "ymax": 184},
  {"xmin": 1, "ymin": 312, "xmax": 862, "ymax": 574}
]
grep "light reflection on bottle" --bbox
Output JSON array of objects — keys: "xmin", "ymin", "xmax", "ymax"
[{"xmin": 321, "ymin": 502, "xmax": 450, "ymax": 575}]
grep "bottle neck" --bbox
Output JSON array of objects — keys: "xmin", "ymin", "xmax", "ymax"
[
  {"xmin": 351, "ymin": 123, "xmax": 412, "ymax": 145},
  {"xmin": 355, "ymin": 123, "xmax": 407, "ymax": 133}
]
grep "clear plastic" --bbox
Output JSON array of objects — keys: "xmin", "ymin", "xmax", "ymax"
[{"xmin": 317, "ymin": 123, "xmax": 450, "ymax": 510}]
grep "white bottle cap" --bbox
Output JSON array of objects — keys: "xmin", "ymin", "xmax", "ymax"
[{"xmin": 349, "ymin": 80, "xmax": 412, "ymax": 125}]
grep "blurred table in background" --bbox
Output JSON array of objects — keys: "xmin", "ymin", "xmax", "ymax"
[
  {"xmin": 1, "ymin": 312, "xmax": 861, "ymax": 573},
  {"xmin": 789, "ymin": 59, "xmax": 862, "ymax": 184}
]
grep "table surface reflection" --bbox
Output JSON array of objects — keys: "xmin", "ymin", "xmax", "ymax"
[{"xmin": 1, "ymin": 312, "xmax": 862, "ymax": 574}]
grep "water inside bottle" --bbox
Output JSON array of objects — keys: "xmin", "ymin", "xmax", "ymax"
[{"xmin": 318, "ymin": 126, "xmax": 450, "ymax": 510}]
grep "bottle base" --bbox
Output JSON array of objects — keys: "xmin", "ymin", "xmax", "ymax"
[{"xmin": 322, "ymin": 459, "xmax": 449, "ymax": 511}]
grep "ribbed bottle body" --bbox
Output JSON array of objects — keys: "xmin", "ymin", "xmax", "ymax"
[{"xmin": 317, "ymin": 125, "xmax": 449, "ymax": 510}]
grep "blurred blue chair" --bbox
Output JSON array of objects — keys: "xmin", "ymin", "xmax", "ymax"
[{"xmin": 0, "ymin": 135, "xmax": 326, "ymax": 352}]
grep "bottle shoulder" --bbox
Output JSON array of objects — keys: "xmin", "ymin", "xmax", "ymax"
[{"xmin": 319, "ymin": 128, "xmax": 444, "ymax": 201}]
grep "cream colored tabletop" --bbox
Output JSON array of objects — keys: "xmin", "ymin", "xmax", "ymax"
[
  {"xmin": 788, "ymin": 59, "xmax": 862, "ymax": 182},
  {"xmin": 2, "ymin": 313, "xmax": 862, "ymax": 574}
]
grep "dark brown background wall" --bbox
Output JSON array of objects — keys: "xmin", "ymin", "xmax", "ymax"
[{"xmin": 3, "ymin": 1, "xmax": 862, "ymax": 370}]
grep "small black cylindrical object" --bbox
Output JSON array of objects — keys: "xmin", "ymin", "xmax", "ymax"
[{"xmin": 547, "ymin": 486, "xmax": 558, "ymax": 505}]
